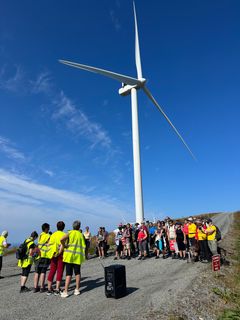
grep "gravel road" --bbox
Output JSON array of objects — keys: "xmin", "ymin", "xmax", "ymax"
[{"xmin": 0, "ymin": 213, "xmax": 233, "ymax": 320}]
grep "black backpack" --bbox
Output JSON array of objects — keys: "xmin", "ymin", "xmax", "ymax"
[
  {"xmin": 16, "ymin": 240, "xmax": 30, "ymax": 260},
  {"xmin": 215, "ymin": 226, "xmax": 222, "ymax": 241}
]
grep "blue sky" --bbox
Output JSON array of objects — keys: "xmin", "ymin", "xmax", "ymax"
[{"xmin": 0, "ymin": 0, "xmax": 239, "ymax": 242}]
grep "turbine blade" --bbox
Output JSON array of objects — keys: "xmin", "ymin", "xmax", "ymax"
[
  {"xmin": 59, "ymin": 59, "xmax": 141, "ymax": 86},
  {"xmin": 133, "ymin": 1, "xmax": 143, "ymax": 79},
  {"xmin": 143, "ymin": 86, "xmax": 196, "ymax": 160}
]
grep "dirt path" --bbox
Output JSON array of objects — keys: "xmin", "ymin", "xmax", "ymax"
[{"xmin": 0, "ymin": 213, "xmax": 233, "ymax": 320}]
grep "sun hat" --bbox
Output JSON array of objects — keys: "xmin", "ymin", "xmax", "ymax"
[{"xmin": 1, "ymin": 230, "xmax": 8, "ymax": 237}]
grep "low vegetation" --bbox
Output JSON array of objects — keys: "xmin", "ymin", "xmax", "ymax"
[{"xmin": 216, "ymin": 211, "xmax": 240, "ymax": 319}]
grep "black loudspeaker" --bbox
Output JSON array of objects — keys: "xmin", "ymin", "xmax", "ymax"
[{"xmin": 104, "ymin": 264, "xmax": 127, "ymax": 298}]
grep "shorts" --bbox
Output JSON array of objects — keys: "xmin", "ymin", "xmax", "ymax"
[
  {"xmin": 116, "ymin": 242, "xmax": 123, "ymax": 253},
  {"xmin": 35, "ymin": 258, "xmax": 50, "ymax": 274},
  {"xmin": 65, "ymin": 263, "xmax": 81, "ymax": 276},
  {"xmin": 176, "ymin": 240, "xmax": 186, "ymax": 251},
  {"xmin": 98, "ymin": 241, "xmax": 105, "ymax": 248},
  {"xmin": 189, "ymin": 237, "xmax": 196, "ymax": 248},
  {"xmin": 22, "ymin": 265, "xmax": 31, "ymax": 277},
  {"xmin": 125, "ymin": 242, "xmax": 131, "ymax": 250}
]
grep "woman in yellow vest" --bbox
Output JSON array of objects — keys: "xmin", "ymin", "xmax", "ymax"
[
  {"xmin": 33, "ymin": 223, "xmax": 51, "ymax": 293},
  {"xmin": 196, "ymin": 220, "xmax": 209, "ymax": 263},
  {"xmin": 46, "ymin": 221, "xmax": 66, "ymax": 295},
  {"xmin": 18, "ymin": 231, "xmax": 38, "ymax": 293},
  {"xmin": 60, "ymin": 220, "xmax": 86, "ymax": 298},
  {"xmin": 0, "ymin": 230, "xmax": 11, "ymax": 279},
  {"xmin": 204, "ymin": 218, "xmax": 217, "ymax": 256}
]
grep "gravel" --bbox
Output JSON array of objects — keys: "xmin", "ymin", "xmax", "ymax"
[{"xmin": 0, "ymin": 213, "xmax": 233, "ymax": 320}]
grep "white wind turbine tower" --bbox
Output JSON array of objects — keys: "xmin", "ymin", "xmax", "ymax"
[{"xmin": 59, "ymin": 2, "xmax": 195, "ymax": 224}]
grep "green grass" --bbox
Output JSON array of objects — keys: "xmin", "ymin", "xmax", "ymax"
[{"xmin": 217, "ymin": 211, "xmax": 240, "ymax": 319}]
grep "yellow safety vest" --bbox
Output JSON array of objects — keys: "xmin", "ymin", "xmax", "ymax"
[
  {"xmin": 0, "ymin": 235, "xmax": 6, "ymax": 256},
  {"xmin": 63, "ymin": 230, "xmax": 86, "ymax": 265},
  {"xmin": 47, "ymin": 230, "xmax": 65, "ymax": 259},
  {"xmin": 18, "ymin": 238, "xmax": 34, "ymax": 268},
  {"xmin": 38, "ymin": 232, "xmax": 50, "ymax": 259},
  {"xmin": 188, "ymin": 223, "xmax": 197, "ymax": 238}
]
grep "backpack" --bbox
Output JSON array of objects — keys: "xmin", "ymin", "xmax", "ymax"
[
  {"xmin": 16, "ymin": 240, "xmax": 30, "ymax": 260},
  {"xmin": 215, "ymin": 226, "xmax": 222, "ymax": 241}
]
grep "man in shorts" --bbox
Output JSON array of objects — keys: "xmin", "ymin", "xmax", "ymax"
[{"xmin": 60, "ymin": 220, "xmax": 86, "ymax": 298}]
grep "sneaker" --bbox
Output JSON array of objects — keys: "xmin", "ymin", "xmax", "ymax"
[
  {"xmin": 142, "ymin": 256, "xmax": 146, "ymax": 260},
  {"xmin": 40, "ymin": 288, "xmax": 45, "ymax": 293},
  {"xmin": 74, "ymin": 289, "xmax": 81, "ymax": 296},
  {"xmin": 162, "ymin": 255, "xmax": 166, "ymax": 259},
  {"xmin": 137, "ymin": 256, "xmax": 142, "ymax": 260},
  {"xmin": 183, "ymin": 256, "xmax": 186, "ymax": 260},
  {"xmin": 0, "ymin": 276, "xmax": 4, "ymax": 279},
  {"xmin": 60, "ymin": 291, "xmax": 69, "ymax": 298},
  {"xmin": 33, "ymin": 287, "xmax": 40, "ymax": 293},
  {"xmin": 127, "ymin": 256, "xmax": 131, "ymax": 260},
  {"xmin": 46, "ymin": 290, "xmax": 54, "ymax": 296},
  {"xmin": 54, "ymin": 289, "xmax": 61, "ymax": 296},
  {"xmin": 155, "ymin": 256, "xmax": 159, "ymax": 259},
  {"xmin": 201, "ymin": 259, "xmax": 209, "ymax": 263},
  {"xmin": 20, "ymin": 286, "xmax": 31, "ymax": 293},
  {"xmin": 114, "ymin": 257, "xmax": 118, "ymax": 260}
]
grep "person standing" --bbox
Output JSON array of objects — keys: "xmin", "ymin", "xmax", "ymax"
[
  {"xmin": 0, "ymin": 231, "xmax": 11, "ymax": 279},
  {"xmin": 167, "ymin": 220, "xmax": 177, "ymax": 259},
  {"xmin": 205, "ymin": 219, "xmax": 217, "ymax": 256},
  {"xmin": 122, "ymin": 223, "xmax": 132, "ymax": 260},
  {"xmin": 175, "ymin": 222, "xmax": 186, "ymax": 260},
  {"xmin": 154, "ymin": 221, "xmax": 162, "ymax": 259},
  {"xmin": 137, "ymin": 223, "xmax": 148, "ymax": 260},
  {"xmin": 34, "ymin": 223, "xmax": 51, "ymax": 293},
  {"xmin": 18, "ymin": 231, "xmax": 38, "ymax": 293},
  {"xmin": 60, "ymin": 220, "xmax": 86, "ymax": 298},
  {"xmin": 83, "ymin": 226, "xmax": 91, "ymax": 260},
  {"xmin": 47, "ymin": 221, "xmax": 66, "ymax": 295},
  {"xmin": 96, "ymin": 227, "xmax": 105, "ymax": 259}
]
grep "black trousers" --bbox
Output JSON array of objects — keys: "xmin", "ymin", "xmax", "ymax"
[{"xmin": 199, "ymin": 240, "xmax": 210, "ymax": 260}]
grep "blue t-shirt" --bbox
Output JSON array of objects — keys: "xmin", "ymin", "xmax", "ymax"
[{"xmin": 149, "ymin": 226, "xmax": 157, "ymax": 235}]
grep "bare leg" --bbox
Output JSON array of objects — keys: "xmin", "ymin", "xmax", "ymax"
[
  {"xmin": 64, "ymin": 275, "xmax": 71, "ymax": 293},
  {"xmin": 40, "ymin": 273, "xmax": 46, "ymax": 289},
  {"xmin": 34, "ymin": 273, "xmax": 39, "ymax": 288},
  {"xmin": 75, "ymin": 274, "xmax": 81, "ymax": 290},
  {"xmin": 20, "ymin": 276, "xmax": 28, "ymax": 287}
]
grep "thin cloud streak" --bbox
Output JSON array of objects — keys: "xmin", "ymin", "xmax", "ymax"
[
  {"xmin": 0, "ymin": 65, "xmax": 25, "ymax": 93},
  {"xmin": 52, "ymin": 91, "xmax": 112, "ymax": 149},
  {"xmin": 30, "ymin": 71, "xmax": 52, "ymax": 95},
  {"xmin": 0, "ymin": 136, "xmax": 26, "ymax": 161}
]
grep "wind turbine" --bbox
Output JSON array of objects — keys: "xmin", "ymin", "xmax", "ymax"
[{"xmin": 59, "ymin": 2, "xmax": 195, "ymax": 224}]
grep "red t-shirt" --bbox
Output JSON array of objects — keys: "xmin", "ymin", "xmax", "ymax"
[{"xmin": 137, "ymin": 230, "xmax": 146, "ymax": 241}]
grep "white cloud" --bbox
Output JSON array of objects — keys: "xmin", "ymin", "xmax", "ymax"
[
  {"xmin": 0, "ymin": 65, "xmax": 25, "ymax": 93},
  {"xmin": 53, "ymin": 91, "xmax": 112, "ymax": 149},
  {"xmin": 0, "ymin": 169, "xmax": 132, "ymax": 242},
  {"xmin": 30, "ymin": 71, "xmax": 52, "ymax": 95},
  {"xmin": 43, "ymin": 169, "xmax": 54, "ymax": 177},
  {"xmin": 0, "ymin": 136, "xmax": 25, "ymax": 161}
]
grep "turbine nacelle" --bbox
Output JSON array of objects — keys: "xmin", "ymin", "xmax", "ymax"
[{"xmin": 119, "ymin": 78, "xmax": 146, "ymax": 96}]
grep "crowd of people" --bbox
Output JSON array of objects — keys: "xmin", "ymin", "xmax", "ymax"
[
  {"xmin": 111, "ymin": 217, "xmax": 220, "ymax": 262},
  {"xmin": 0, "ymin": 216, "xmax": 220, "ymax": 297}
]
